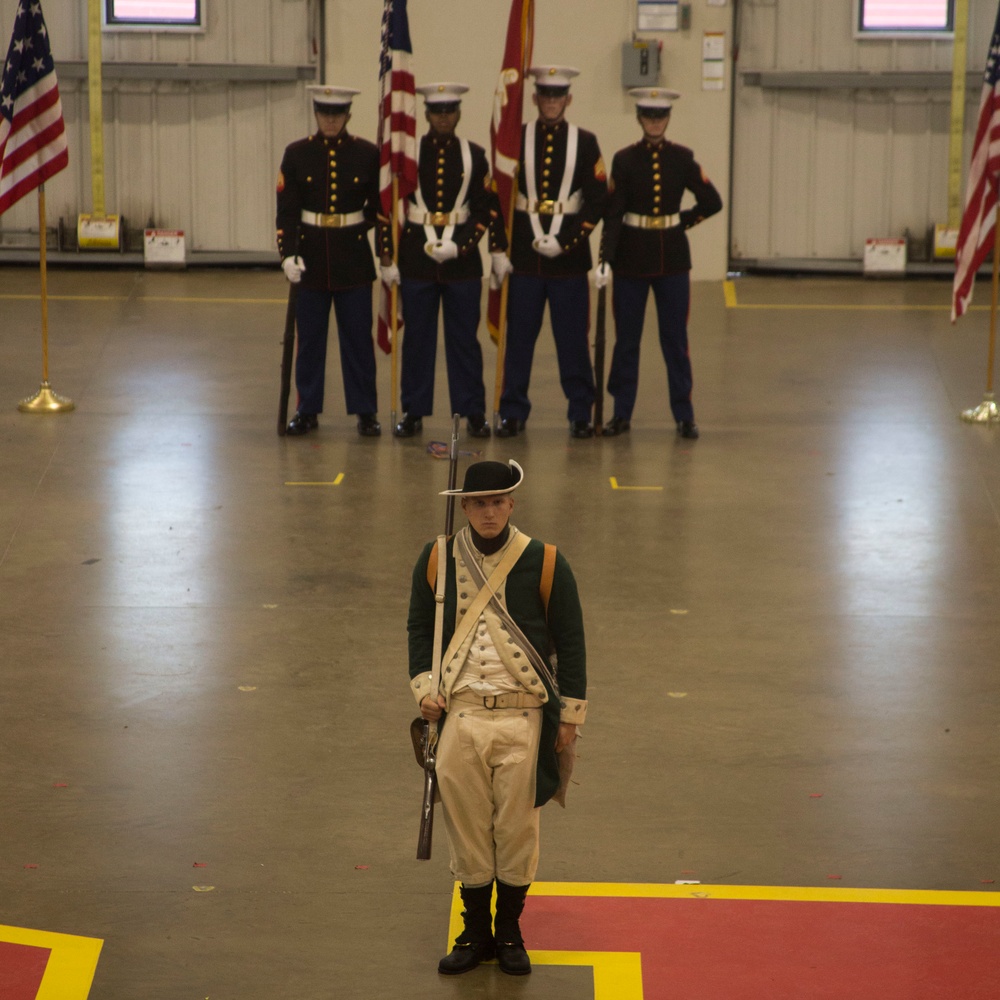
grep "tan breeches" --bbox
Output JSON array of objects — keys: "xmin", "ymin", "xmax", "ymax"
[{"xmin": 436, "ymin": 704, "xmax": 542, "ymax": 887}]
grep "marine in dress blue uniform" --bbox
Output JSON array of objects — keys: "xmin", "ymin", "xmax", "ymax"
[
  {"xmin": 598, "ymin": 88, "xmax": 722, "ymax": 440},
  {"xmin": 497, "ymin": 66, "xmax": 608, "ymax": 439},
  {"xmin": 385, "ymin": 84, "xmax": 507, "ymax": 440},
  {"xmin": 276, "ymin": 85, "xmax": 386, "ymax": 437}
]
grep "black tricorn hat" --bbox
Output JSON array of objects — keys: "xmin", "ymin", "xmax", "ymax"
[{"xmin": 440, "ymin": 460, "xmax": 523, "ymax": 496}]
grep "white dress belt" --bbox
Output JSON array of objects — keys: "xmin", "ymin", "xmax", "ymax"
[
  {"xmin": 406, "ymin": 204, "xmax": 471, "ymax": 226},
  {"xmin": 515, "ymin": 191, "xmax": 584, "ymax": 215},
  {"xmin": 301, "ymin": 209, "xmax": 366, "ymax": 228},
  {"xmin": 623, "ymin": 211, "xmax": 681, "ymax": 229}
]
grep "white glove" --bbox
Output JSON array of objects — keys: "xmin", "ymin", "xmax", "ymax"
[
  {"xmin": 594, "ymin": 262, "xmax": 611, "ymax": 289},
  {"xmin": 282, "ymin": 256, "xmax": 306, "ymax": 283},
  {"xmin": 533, "ymin": 233, "xmax": 563, "ymax": 258},
  {"xmin": 491, "ymin": 253, "xmax": 513, "ymax": 284},
  {"xmin": 427, "ymin": 239, "xmax": 459, "ymax": 263},
  {"xmin": 381, "ymin": 263, "xmax": 401, "ymax": 287}
]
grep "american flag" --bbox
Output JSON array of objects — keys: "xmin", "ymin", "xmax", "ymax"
[
  {"xmin": 376, "ymin": 0, "xmax": 417, "ymax": 353},
  {"xmin": 487, "ymin": 0, "xmax": 534, "ymax": 342},
  {"xmin": 0, "ymin": 0, "xmax": 67, "ymax": 216},
  {"xmin": 952, "ymin": 6, "xmax": 1000, "ymax": 321}
]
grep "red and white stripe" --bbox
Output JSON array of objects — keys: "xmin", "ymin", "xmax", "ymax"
[
  {"xmin": 0, "ymin": 72, "xmax": 68, "ymax": 216},
  {"xmin": 953, "ymin": 32, "xmax": 1000, "ymax": 322}
]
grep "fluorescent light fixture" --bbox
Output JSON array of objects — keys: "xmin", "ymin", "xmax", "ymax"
[
  {"xmin": 105, "ymin": 0, "xmax": 203, "ymax": 28},
  {"xmin": 858, "ymin": 0, "xmax": 953, "ymax": 33}
]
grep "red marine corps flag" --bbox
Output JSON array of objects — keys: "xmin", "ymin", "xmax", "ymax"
[
  {"xmin": 487, "ymin": 0, "xmax": 534, "ymax": 344},
  {"xmin": 0, "ymin": 0, "xmax": 68, "ymax": 215},
  {"xmin": 952, "ymin": 5, "xmax": 1000, "ymax": 322},
  {"xmin": 376, "ymin": 0, "xmax": 417, "ymax": 365}
]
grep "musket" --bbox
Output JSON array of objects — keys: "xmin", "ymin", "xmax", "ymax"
[
  {"xmin": 416, "ymin": 413, "xmax": 462, "ymax": 860},
  {"xmin": 593, "ymin": 267, "xmax": 606, "ymax": 435},
  {"xmin": 276, "ymin": 284, "xmax": 298, "ymax": 436}
]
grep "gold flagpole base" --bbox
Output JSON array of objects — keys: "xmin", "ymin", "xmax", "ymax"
[
  {"xmin": 18, "ymin": 381, "xmax": 76, "ymax": 413},
  {"xmin": 959, "ymin": 390, "xmax": 999, "ymax": 424}
]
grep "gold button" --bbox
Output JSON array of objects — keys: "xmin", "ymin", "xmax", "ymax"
[
  {"xmin": 653, "ymin": 185, "xmax": 661, "ymax": 192},
  {"xmin": 544, "ymin": 157, "xmax": 552, "ymax": 165},
  {"xmin": 542, "ymin": 170, "xmax": 550, "ymax": 177},
  {"xmin": 306, "ymin": 176, "xmax": 312, "ymax": 182},
  {"xmin": 331, "ymin": 183, "xmax": 337, "ymax": 190}
]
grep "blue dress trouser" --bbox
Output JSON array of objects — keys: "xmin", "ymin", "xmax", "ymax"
[
  {"xmin": 608, "ymin": 271, "xmax": 694, "ymax": 424},
  {"xmin": 399, "ymin": 279, "xmax": 486, "ymax": 418},
  {"xmin": 501, "ymin": 273, "xmax": 595, "ymax": 424},
  {"xmin": 294, "ymin": 285, "xmax": 377, "ymax": 416}
]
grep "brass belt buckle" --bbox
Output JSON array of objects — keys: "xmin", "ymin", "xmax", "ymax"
[
  {"xmin": 428, "ymin": 211, "xmax": 450, "ymax": 226},
  {"xmin": 647, "ymin": 215, "xmax": 668, "ymax": 229},
  {"xmin": 536, "ymin": 199, "xmax": 556, "ymax": 215},
  {"xmin": 320, "ymin": 213, "xmax": 339, "ymax": 228}
]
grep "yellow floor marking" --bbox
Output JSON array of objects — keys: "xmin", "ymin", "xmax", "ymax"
[
  {"xmin": 530, "ymin": 881, "xmax": 1000, "ymax": 907},
  {"xmin": 720, "ymin": 279, "xmax": 987, "ymax": 312},
  {"xmin": 609, "ymin": 477, "xmax": 663, "ymax": 491},
  {"xmin": 0, "ymin": 924, "xmax": 103, "ymax": 1000},
  {"xmin": 285, "ymin": 473, "xmax": 344, "ymax": 486},
  {"xmin": 0, "ymin": 294, "xmax": 286, "ymax": 305}
]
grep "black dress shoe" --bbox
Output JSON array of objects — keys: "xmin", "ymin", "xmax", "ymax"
[
  {"xmin": 496, "ymin": 940, "xmax": 531, "ymax": 976},
  {"xmin": 286, "ymin": 412, "xmax": 318, "ymax": 436},
  {"xmin": 357, "ymin": 413, "xmax": 382, "ymax": 437},
  {"xmin": 438, "ymin": 938, "xmax": 496, "ymax": 975},
  {"xmin": 569, "ymin": 420, "xmax": 594, "ymax": 439},
  {"xmin": 466, "ymin": 413, "xmax": 491, "ymax": 439},
  {"xmin": 495, "ymin": 417, "xmax": 524, "ymax": 438},
  {"xmin": 393, "ymin": 413, "xmax": 422, "ymax": 438},
  {"xmin": 677, "ymin": 420, "xmax": 700, "ymax": 440},
  {"xmin": 603, "ymin": 416, "xmax": 631, "ymax": 437}
]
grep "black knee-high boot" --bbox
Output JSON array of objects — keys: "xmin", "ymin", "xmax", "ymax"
[
  {"xmin": 437, "ymin": 882, "xmax": 496, "ymax": 975},
  {"xmin": 494, "ymin": 880, "xmax": 531, "ymax": 975}
]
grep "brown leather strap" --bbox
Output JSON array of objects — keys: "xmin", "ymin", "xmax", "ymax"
[
  {"xmin": 540, "ymin": 543, "xmax": 556, "ymax": 618},
  {"xmin": 428, "ymin": 538, "xmax": 556, "ymax": 616}
]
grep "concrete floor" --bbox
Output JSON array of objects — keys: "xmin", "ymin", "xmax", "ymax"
[{"xmin": 1, "ymin": 268, "xmax": 998, "ymax": 999}]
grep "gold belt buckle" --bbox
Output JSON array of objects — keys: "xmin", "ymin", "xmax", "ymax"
[
  {"xmin": 646, "ymin": 215, "xmax": 668, "ymax": 229},
  {"xmin": 428, "ymin": 211, "xmax": 451, "ymax": 226},
  {"xmin": 536, "ymin": 199, "xmax": 556, "ymax": 215},
  {"xmin": 319, "ymin": 213, "xmax": 341, "ymax": 228}
]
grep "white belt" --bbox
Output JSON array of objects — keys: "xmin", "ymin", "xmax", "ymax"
[
  {"xmin": 301, "ymin": 209, "xmax": 365, "ymax": 228},
  {"xmin": 515, "ymin": 191, "xmax": 583, "ymax": 215},
  {"xmin": 407, "ymin": 205, "xmax": 470, "ymax": 226},
  {"xmin": 451, "ymin": 691, "xmax": 543, "ymax": 710},
  {"xmin": 623, "ymin": 212, "xmax": 681, "ymax": 230}
]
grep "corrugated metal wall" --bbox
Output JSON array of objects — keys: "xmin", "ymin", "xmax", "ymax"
[
  {"xmin": 731, "ymin": 0, "xmax": 997, "ymax": 267},
  {"xmin": 0, "ymin": 0, "xmax": 316, "ymax": 252}
]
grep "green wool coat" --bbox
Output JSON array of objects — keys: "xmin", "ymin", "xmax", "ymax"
[{"xmin": 408, "ymin": 533, "xmax": 587, "ymax": 807}]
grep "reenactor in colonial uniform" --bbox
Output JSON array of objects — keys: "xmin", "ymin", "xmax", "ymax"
[
  {"xmin": 598, "ymin": 88, "xmax": 722, "ymax": 440},
  {"xmin": 276, "ymin": 85, "xmax": 386, "ymax": 437},
  {"xmin": 408, "ymin": 460, "xmax": 588, "ymax": 977},
  {"xmin": 383, "ymin": 83, "xmax": 507, "ymax": 440},
  {"xmin": 497, "ymin": 66, "xmax": 608, "ymax": 439}
]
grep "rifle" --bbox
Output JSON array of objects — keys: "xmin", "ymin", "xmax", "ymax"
[
  {"xmin": 593, "ymin": 273, "xmax": 606, "ymax": 435},
  {"xmin": 276, "ymin": 284, "xmax": 298, "ymax": 436},
  {"xmin": 416, "ymin": 413, "xmax": 461, "ymax": 860}
]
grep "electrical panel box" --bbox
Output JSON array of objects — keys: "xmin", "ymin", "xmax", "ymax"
[{"xmin": 621, "ymin": 41, "xmax": 661, "ymax": 88}]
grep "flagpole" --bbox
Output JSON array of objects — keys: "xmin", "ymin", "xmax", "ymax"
[
  {"xmin": 19, "ymin": 184, "xmax": 74, "ymax": 414},
  {"xmin": 960, "ymin": 185, "xmax": 1000, "ymax": 424},
  {"xmin": 390, "ymin": 175, "xmax": 401, "ymax": 430},
  {"xmin": 492, "ymin": 169, "xmax": 519, "ymax": 429}
]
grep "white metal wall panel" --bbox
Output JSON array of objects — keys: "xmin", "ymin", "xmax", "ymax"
[
  {"xmin": 732, "ymin": 0, "xmax": 1000, "ymax": 266},
  {"xmin": 0, "ymin": 0, "xmax": 314, "ymax": 253}
]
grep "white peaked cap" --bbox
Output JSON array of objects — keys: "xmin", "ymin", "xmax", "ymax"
[
  {"xmin": 416, "ymin": 82, "xmax": 470, "ymax": 104},
  {"xmin": 628, "ymin": 87, "xmax": 682, "ymax": 110},
  {"xmin": 528, "ymin": 65, "xmax": 580, "ymax": 88},
  {"xmin": 307, "ymin": 85, "xmax": 361, "ymax": 107}
]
